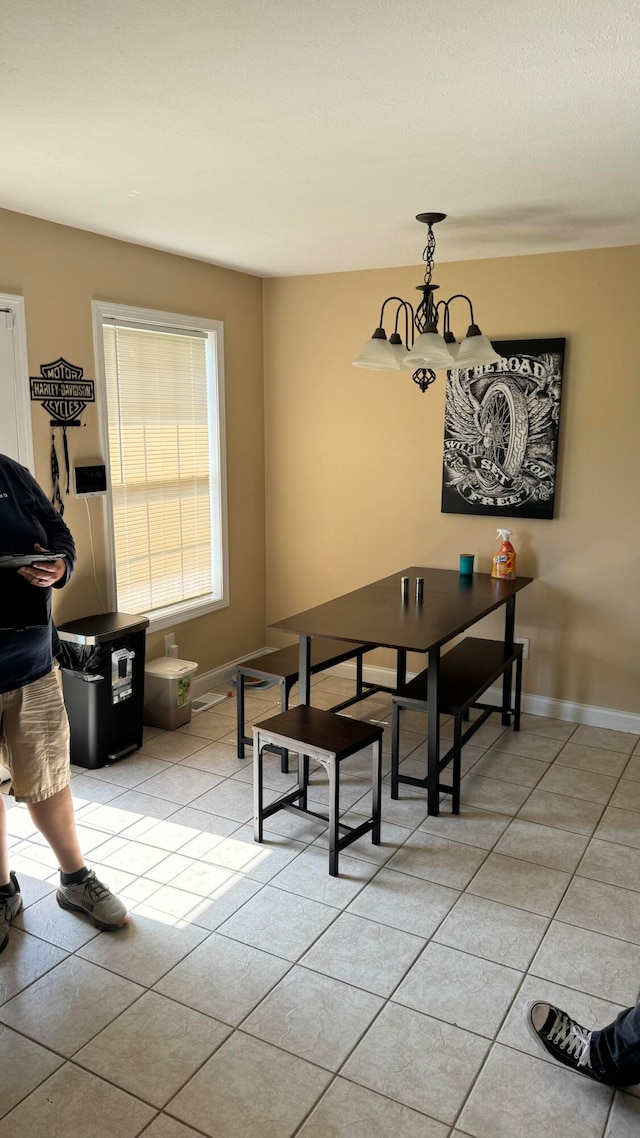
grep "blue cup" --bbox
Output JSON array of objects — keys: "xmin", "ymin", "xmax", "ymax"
[{"xmin": 459, "ymin": 553, "xmax": 474, "ymax": 576}]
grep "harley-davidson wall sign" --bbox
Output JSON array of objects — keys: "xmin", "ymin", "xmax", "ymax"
[
  {"xmin": 30, "ymin": 357, "xmax": 95, "ymax": 423},
  {"xmin": 441, "ymin": 338, "xmax": 566, "ymax": 520}
]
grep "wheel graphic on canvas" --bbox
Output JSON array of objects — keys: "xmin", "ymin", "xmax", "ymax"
[{"xmin": 478, "ymin": 377, "xmax": 529, "ymax": 479}]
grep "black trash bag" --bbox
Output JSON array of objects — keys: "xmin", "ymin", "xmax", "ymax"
[{"xmin": 57, "ymin": 640, "xmax": 110, "ymax": 678}]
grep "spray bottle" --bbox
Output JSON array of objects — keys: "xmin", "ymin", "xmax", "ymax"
[{"xmin": 491, "ymin": 529, "xmax": 517, "ymax": 580}]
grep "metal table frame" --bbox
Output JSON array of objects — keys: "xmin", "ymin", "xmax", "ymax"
[{"xmin": 273, "ymin": 568, "xmax": 532, "ymax": 816}]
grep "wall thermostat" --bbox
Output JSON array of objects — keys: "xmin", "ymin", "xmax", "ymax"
[{"xmin": 74, "ymin": 464, "xmax": 107, "ymax": 497}]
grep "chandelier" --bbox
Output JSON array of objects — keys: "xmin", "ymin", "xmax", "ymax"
[{"xmin": 352, "ymin": 212, "xmax": 501, "ymax": 392}]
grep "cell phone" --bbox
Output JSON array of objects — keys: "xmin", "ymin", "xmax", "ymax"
[{"xmin": 0, "ymin": 552, "xmax": 65, "ymax": 570}]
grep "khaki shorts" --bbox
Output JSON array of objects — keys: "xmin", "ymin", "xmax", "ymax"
[{"xmin": 0, "ymin": 668, "xmax": 71, "ymax": 803}]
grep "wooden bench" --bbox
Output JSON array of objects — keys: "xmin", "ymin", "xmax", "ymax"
[
  {"xmin": 253, "ymin": 705, "xmax": 382, "ymax": 876},
  {"xmin": 236, "ymin": 639, "xmax": 369, "ymax": 770},
  {"xmin": 391, "ymin": 636, "xmax": 523, "ymax": 812}
]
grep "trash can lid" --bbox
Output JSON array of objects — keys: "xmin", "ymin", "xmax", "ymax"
[
  {"xmin": 145, "ymin": 657, "xmax": 198, "ymax": 678},
  {"xmin": 57, "ymin": 612, "xmax": 150, "ymax": 644}
]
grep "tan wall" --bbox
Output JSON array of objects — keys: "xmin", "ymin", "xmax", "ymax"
[
  {"xmin": 0, "ymin": 208, "xmax": 266, "ymax": 671},
  {"xmin": 263, "ymin": 246, "xmax": 640, "ymax": 715}
]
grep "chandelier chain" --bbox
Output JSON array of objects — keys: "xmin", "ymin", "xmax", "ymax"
[{"xmin": 422, "ymin": 226, "xmax": 436, "ymax": 286}]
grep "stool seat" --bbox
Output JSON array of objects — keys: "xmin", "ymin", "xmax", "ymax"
[
  {"xmin": 253, "ymin": 707, "xmax": 383, "ymax": 876},
  {"xmin": 253, "ymin": 704, "xmax": 382, "ymax": 759}
]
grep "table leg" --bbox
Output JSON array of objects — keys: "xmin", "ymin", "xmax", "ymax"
[
  {"xmin": 396, "ymin": 649, "xmax": 407, "ymax": 691},
  {"xmin": 372, "ymin": 738, "xmax": 382, "ymax": 844},
  {"xmin": 427, "ymin": 645, "xmax": 441, "ymax": 816}
]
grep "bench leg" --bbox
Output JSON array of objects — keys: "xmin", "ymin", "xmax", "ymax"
[
  {"xmin": 514, "ymin": 651, "xmax": 523, "ymax": 732},
  {"xmin": 372, "ymin": 737, "xmax": 382, "ymax": 844},
  {"xmin": 328, "ymin": 758, "xmax": 340, "ymax": 876},
  {"xmin": 356, "ymin": 650, "xmax": 364, "ymax": 697},
  {"xmin": 390, "ymin": 702, "xmax": 401, "ymax": 800},
  {"xmin": 237, "ymin": 673, "xmax": 246, "ymax": 759},
  {"xmin": 253, "ymin": 733, "xmax": 264, "ymax": 842},
  {"xmin": 501, "ymin": 663, "xmax": 513, "ymax": 728},
  {"xmin": 280, "ymin": 679, "xmax": 290, "ymax": 774}
]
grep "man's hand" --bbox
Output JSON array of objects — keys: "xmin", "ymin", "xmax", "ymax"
[{"xmin": 18, "ymin": 543, "xmax": 67, "ymax": 588}]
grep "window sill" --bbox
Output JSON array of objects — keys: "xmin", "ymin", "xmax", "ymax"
[{"xmin": 144, "ymin": 595, "xmax": 229, "ymax": 635}]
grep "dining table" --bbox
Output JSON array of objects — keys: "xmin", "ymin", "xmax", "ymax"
[{"xmin": 270, "ymin": 566, "xmax": 533, "ymax": 815}]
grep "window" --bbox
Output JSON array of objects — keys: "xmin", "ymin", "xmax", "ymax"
[{"xmin": 93, "ymin": 302, "xmax": 228, "ymax": 631}]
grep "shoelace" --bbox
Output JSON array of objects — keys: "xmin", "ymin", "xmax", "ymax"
[
  {"xmin": 547, "ymin": 1009, "xmax": 592, "ymax": 1068},
  {"xmin": 83, "ymin": 872, "xmax": 110, "ymax": 903}
]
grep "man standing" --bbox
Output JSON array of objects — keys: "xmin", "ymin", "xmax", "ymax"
[{"xmin": 0, "ymin": 452, "xmax": 128, "ymax": 952}]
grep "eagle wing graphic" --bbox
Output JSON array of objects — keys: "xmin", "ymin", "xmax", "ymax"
[{"xmin": 444, "ymin": 370, "xmax": 483, "ymax": 445}]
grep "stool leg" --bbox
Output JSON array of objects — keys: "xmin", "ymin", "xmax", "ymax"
[
  {"xmin": 390, "ymin": 702, "xmax": 400, "ymax": 800},
  {"xmin": 372, "ymin": 738, "xmax": 382, "ymax": 844},
  {"xmin": 514, "ymin": 652, "xmax": 523, "ymax": 732},
  {"xmin": 298, "ymin": 754, "xmax": 309, "ymax": 811},
  {"xmin": 452, "ymin": 714, "xmax": 462, "ymax": 815},
  {"xmin": 328, "ymin": 758, "xmax": 340, "ymax": 876},
  {"xmin": 253, "ymin": 733, "xmax": 264, "ymax": 842},
  {"xmin": 237, "ymin": 673, "xmax": 246, "ymax": 759}
]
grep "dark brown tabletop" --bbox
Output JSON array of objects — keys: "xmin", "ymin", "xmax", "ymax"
[{"xmin": 271, "ymin": 567, "xmax": 533, "ymax": 654}]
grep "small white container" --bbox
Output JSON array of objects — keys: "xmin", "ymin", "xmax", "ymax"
[{"xmin": 144, "ymin": 656, "xmax": 198, "ymax": 730}]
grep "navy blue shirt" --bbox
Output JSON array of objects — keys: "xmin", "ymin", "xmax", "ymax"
[{"xmin": 0, "ymin": 455, "xmax": 76, "ymax": 694}]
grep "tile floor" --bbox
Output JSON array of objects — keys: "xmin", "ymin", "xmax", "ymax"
[{"xmin": 1, "ymin": 674, "xmax": 640, "ymax": 1138}]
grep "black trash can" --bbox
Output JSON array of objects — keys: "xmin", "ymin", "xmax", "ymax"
[{"xmin": 57, "ymin": 612, "xmax": 149, "ymax": 770}]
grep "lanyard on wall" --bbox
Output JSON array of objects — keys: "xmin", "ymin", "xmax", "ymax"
[{"xmin": 50, "ymin": 425, "xmax": 69, "ymax": 515}]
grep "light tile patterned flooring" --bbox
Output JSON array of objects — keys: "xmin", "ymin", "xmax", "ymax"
[{"xmin": 1, "ymin": 673, "xmax": 640, "ymax": 1138}]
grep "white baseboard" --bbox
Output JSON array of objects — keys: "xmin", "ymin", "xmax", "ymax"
[
  {"xmin": 192, "ymin": 649, "xmax": 268, "ymax": 697},
  {"xmin": 194, "ymin": 649, "xmax": 640, "ymax": 736}
]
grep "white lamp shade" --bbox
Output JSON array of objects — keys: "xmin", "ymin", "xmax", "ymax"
[
  {"xmin": 403, "ymin": 330, "xmax": 456, "ymax": 370},
  {"xmin": 352, "ymin": 337, "xmax": 401, "ymax": 370},
  {"xmin": 388, "ymin": 340, "xmax": 413, "ymax": 368},
  {"xmin": 455, "ymin": 334, "xmax": 501, "ymax": 367},
  {"xmin": 444, "ymin": 339, "xmax": 460, "ymax": 364}
]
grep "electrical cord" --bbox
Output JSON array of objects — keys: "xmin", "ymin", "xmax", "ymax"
[{"xmin": 83, "ymin": 497, "xmax": 106, "ymax": 613}]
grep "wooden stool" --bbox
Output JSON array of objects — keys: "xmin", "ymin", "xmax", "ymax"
[
  {"xmin": 391, "ymin": 637, "xmax": 523, "ymax": 812},
  {"xmin": 253, "ymin": 705, "xmax": 382, "ymax": 876},
  {"xmin": 237, "ymin": 639, "xmax": 368, "ymax": 771}
]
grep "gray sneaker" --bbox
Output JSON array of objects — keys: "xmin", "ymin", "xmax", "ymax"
[
  {"xmin": 56, "ymin": 869, "xmax": 129, "ymax": 931},
  {"xmin": 0, "ymin": 872, "xmax": 23, "ymax": 953}
]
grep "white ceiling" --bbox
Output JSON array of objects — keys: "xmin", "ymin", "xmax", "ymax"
[{"xmin": 0, "ymin": 0, "xmax": 638, "ymax": 277}]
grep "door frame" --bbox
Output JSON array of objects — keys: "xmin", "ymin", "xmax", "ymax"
[{"xmin": 0, "ymin": 292, "xmax": 34, "ymax": 472}]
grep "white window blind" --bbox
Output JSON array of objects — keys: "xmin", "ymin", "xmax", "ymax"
[{"xmin": 101, "ymin": 316, "xmax": 224, "ymax": 620}]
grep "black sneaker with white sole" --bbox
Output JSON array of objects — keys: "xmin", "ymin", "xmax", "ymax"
[{"xmin": 526, "ymin": 1000, "xmax": 604, "ymax": 1082}]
